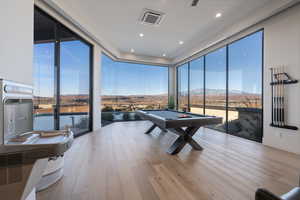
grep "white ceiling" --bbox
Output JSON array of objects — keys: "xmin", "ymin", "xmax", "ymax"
[{"xmin": 46, "ymin": 0, "xmax": 298, "ymax": 64}]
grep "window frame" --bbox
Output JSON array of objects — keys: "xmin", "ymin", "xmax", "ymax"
[
  {"xmin": 176, "ymin": 29, "xmax": 264, "ymax": 142},
  {"xmin": 34, "ymin": 6, "xmax": 94, "ymax": 136}
]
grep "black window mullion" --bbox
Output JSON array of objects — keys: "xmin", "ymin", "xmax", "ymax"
[
  {"xmin": 261, "ymin": 30, "xmax": 264, "ymax": 142},
  {"xmin": 188, "ymin": 62, "xmax": 191, "ymax": 112},
  {"xmin": 176, "ymin": 67, "xmax": 179, "ymax": 110},
  {"xmin": 89, "ymin": 46, "xmax": 94, "ymax": 132},
  {"xmin": 225, "ymin": 45, "xmax": 229, "ymax": 133},
  {"xmin": 54, "ymin": 23, "xmax": 61, "ymax": 130},
  {"xmin": 203, "ymin": 56, "xmax": 206, "ymax": 115},
  {"xmin": 167, "ymin": 67, "xmax": 170, "ymax": 108}
]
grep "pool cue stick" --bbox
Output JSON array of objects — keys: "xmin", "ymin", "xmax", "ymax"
[
  {"xmin": 278, "ymin": 67, "xmax": 281, "ymax": 126},
  {"xmin": 281, "ymin": 66, "xmax": 285, "ymax": 126},
  {"xmin": 272, "ymin": 67, "xmax": 276, "ymax": 125},
  {"xmin": 281, "ymin": 66, "xmax": 284, "ymax": 126},
  {"xmin": 275, "ymin": 67, "xmax": 279, "ymax": 126},
  {"xmin": 279, "ymin": 66, "xmax": 283, "ymax": 127},
  {"xmin": 273, "ymin": 67, "xmax": 277, "ymax": 125},
  {"xmin": 271, "ymin": 68, "xmax": 274, "ymax": 125},
  {"xmin": 277, "ymin": 67, "xmax": 281, "ymax": 126},
  {"xmin": 283, "ymin": 66, "xmax": 286, "ymax": 126}
]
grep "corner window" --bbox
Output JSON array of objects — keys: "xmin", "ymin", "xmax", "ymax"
[{"xmin": 176, "ymin": 30, "xmax": 263, "ymax": 142}]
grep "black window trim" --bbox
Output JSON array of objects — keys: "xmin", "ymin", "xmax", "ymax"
[{"xmin": 34, "ymin": 6, "xmax": 94, "ymax": 137}]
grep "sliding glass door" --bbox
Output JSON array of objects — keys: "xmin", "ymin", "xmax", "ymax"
[{"xmin": 34, "ymin": 7, "xmax": 92, "ymax": 135}]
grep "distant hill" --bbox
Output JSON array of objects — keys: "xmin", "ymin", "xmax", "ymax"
[{"xmin": 187, "ymin": 88, "xmax": 260, "ymax": 96}]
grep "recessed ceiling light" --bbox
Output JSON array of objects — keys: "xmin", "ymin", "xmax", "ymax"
[
  {"xmin": 216, "ymin": 13, "xmax": 222, "ymax": 18},
  {"xmin": 139, "ymin": 33, "xmax": 144, "ymax": 37},
  {"xmin": 162, "ymin": 53, "xmax": 166, "ymax": 57},
  {"xmin": 179, "ymin": 41, "xmax": 184, "ymax": 45},
  {"xmin": 130, "ymin": 48, "xmax": 135, "ymax": 53}
]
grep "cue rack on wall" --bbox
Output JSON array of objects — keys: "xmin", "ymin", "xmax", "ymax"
[{"xmin": 270, "ymin": 66, "xmax": 298, "ymax": 130}]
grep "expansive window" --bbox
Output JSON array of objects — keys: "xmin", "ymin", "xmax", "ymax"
[
  {"xmin": 33, "ymin": 7, "xmax": 92, "ymax": 135},
  {"xmin": 176, "ymin": 31, "xmax": 263, "ymax": 142},
  {"xmin": 228, "ymin": 31, "xmax": 263, "ymax": 141},
  {"xmin": 205, "ymin": 47, "xmax": 227, "ymax": 132},
  {"xmin": 190, "ymin": 57, "xmax": 204, "ymax": 114},
  {"xmin": 101, "ymin": 54, "xmax": 168, "ymax": 125}
]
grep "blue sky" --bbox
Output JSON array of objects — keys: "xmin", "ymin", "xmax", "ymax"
[
  {"xmin": 34, "ymin": 31, "xmax": 262, "ymax": 97},
  {"xmin": 101, "ymin": 55, "xmax": 169, "ymax": 96},
  {"xmin": 180, "ymin": 31, "xmax": 263, "ymax": 94},
  {"xmin": 228, "ymin": 31, "xmax": 262, "ymax": 94},
  {"xmin": 34, "ymin": 40, "xmax": 90, "ymax": 97},
  {"xmin": 34, "ymin": 43, "xmax": 55, "ymax": 97}
]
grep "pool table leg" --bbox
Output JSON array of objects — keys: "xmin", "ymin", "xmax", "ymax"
[
  {"xmin": 145, "ymin": 123, "xmax": 168, "ymax": 134},
  {"xmin": 158, "ymin": 126, "xmax": 168, "ymax": 133},
  {"xmin": 145, "ymin": 124, "xmax": 157, "ymax": 134},
  {"xmin": 167, "ymin": 127, "xmax": 203, "ymax": 155}
]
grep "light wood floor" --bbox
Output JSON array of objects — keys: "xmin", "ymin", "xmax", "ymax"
[{"xmin": 37, "ymin": 121, "xmax": 300, "ymax": 200}]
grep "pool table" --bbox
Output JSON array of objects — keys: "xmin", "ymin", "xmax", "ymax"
[{"xmin": 136, "ymin": 109, "xmax": 222, "ymax": 155}]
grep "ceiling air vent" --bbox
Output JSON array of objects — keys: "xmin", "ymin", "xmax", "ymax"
[
  {"xmin": 140, "ymin": 9, "xmax": 165, "ymax": 26},
  {"xmin": 191, "ymin": 0, "xmax": 200, "ymax": 6}
]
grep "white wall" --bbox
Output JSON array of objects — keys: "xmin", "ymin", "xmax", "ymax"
[
  {"xmin": 0, "ymin": 0, "xmax": 34, "ymax": 85},
  {"xmin": 263, "ymin": 4, "xmax": 300, "ymax": 154}
]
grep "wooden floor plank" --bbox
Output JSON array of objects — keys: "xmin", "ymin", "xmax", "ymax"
[{"xmin": 37, "ymin": 121, "xmax": 300, "ymax": 200}]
